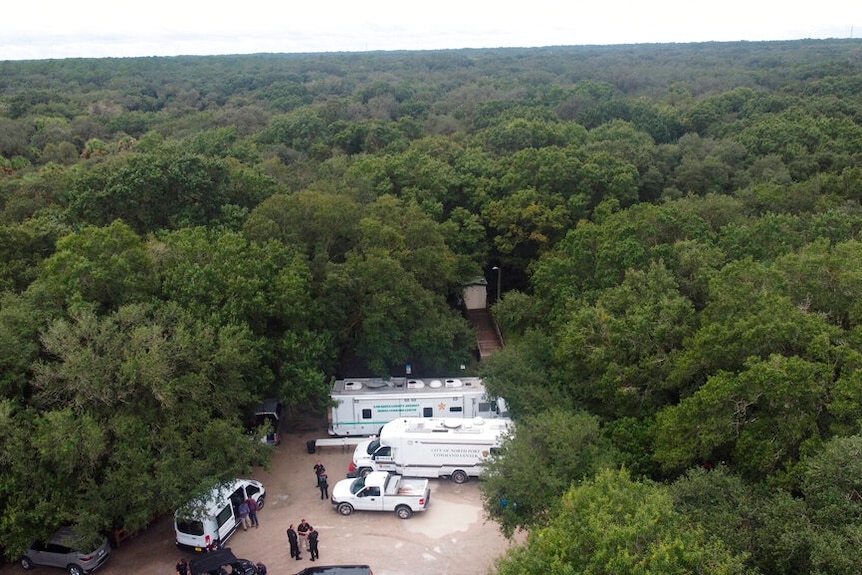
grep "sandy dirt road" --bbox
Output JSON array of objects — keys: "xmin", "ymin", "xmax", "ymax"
[{"xmin": 2, "ymin": 425, "xmax": 518, "ymax": 575}]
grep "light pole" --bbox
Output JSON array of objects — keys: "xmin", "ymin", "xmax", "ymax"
[{"xmin": 491, "ymin": 266, "xmax": 501, "ymax": 303}]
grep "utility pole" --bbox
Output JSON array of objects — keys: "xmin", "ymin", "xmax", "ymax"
[{"xmin": 491, "ymin": 266, "xmax": 501, "ymax": 303}]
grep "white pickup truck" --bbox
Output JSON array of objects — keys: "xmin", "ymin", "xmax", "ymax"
[{"xmin": 331, "ymin": 471, "xmax": 431, "ymax": 519}]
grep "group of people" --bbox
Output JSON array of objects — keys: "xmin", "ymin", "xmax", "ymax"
[
  {"xmin": 286, "ymin": 518, "xmax": 320, "ymax": 561},
  {"xmin": 177, "ymin": 460, "xmax": 331, "ymax": 573},
  {"xmin": 238, "ymin": 495, "xmax": 260, "ymax": 531},
  {"xmin": 285, "ymin": 461, "xmax": 330, "ymax": 562}
]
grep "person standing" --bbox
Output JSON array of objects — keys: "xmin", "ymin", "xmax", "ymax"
[
  {"xmin": 297, "ymin": 518, "xmax": 312, "ymax": 551},
  {"xmin": 286, "ymin": 524, "xmax": 301, "ymax": 560},
  {"xmin": 314, "ymin": 461, "xmax": 326, "ymax": 486},
  {"xmin": 238, "ymin": 499, "xmax": 250, "ymax": 531},
  {"xmin": 308, "ymin": 528, "xmax": 320, "ymax": 562},
  {"xmin": 256, "ymin": 562, "xmax": 267, "ymax": 575},
  {"xmin": 176, "ymin": 558, "xmax": 189, "ymax": 575},
  {"xmin": 247, "ymin": 496, "xmax": 259, "ymax": 528},
  {"xmin": 318, "ymin": 473, "xmax": 329, "ymax": 500}
]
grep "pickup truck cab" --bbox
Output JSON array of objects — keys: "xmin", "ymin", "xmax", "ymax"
[{"xmin": 331, "ymin": 471, "xmax": 430, "ymax": 519}]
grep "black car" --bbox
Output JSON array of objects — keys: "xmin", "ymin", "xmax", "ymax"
[
  {"xmin": 249, "ymin": 398, "xmax": 284, "ymax": 445},
  {"xmin": 189, "ymin": 549, "xmax": 259, "ymax": 575},
  {"xmin": 292, "ymin": 566, "xmax": 373, "ymax": 575}
]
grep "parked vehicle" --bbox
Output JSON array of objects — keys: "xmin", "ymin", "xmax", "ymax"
[
  {"xmin": 249, "ymin": 398, "xmax": 284, "ymax": 445},
  {"xmin": 189, "ymin": 548, "xmax": 260, "ymax": 575},
  {"xmin": 175, "ymin": 479, "xmax": 265, "ymax": 552},
  {"xmin": 350, "ymin": 416, "xmax": 512, "ymax": 483},
  {"xmin": 292, "ymin": 567, "xmax": 373, "ymax": 575},
  {"xmin": 328, "ymin": 377, "xmax": 508, "ymax": 436},
  {"xmin": 20, "ymin": 526, "xmax": 111, "ymax": 575},
  {"xmin": 331, "ymin": 471, "xmax": 430, "ymax": 519}
]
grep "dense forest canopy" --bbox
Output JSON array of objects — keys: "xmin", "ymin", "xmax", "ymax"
[{"xmin": 3, "ymin": 39, "xmax": 862, "ymax": 573}]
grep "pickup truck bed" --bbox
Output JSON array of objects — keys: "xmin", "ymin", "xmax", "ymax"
[{"xmin": 386, "ymin": 477, "xmax": 426, "ymax": 496}]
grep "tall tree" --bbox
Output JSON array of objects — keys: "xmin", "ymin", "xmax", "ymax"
[
  {"xmin": 152, "ymin": 227, "xmax": 332, "ymax": 404},
  {"xmin": 0, "ymin": 302, "xmax": 265, "ymax": 555},
  {"xmin": 37, "ymin": 220, "xmax": 157, "ymax": 313},
  {"xmin": 554, "ymin": 261, "xmax": 696, "ymax": 418},
  {"xmin": 656, "ymin": 354, "xmax": 833, "ymax": 478},
  {"xmin": 481, "ymin": 408, "xmax": 620, "ymax": 536},
  {"xmin": 493, "ymin": 468, "xmax": 751, "ymax": 575}
]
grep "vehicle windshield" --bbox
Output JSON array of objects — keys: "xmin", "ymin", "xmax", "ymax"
[
  {"xmin": 350, "ymin": 477, "xmax": 366, "ymax": 495},
  {"xmin": 496, "ymin": 397, "xmax": 510, "ymax": 418},
  {"xmin": 366, "ymin": 439, "xmax": 380, "ymax": 454}
]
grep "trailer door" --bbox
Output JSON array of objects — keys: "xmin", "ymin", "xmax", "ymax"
[
  {"xmin": 373, "ymin": 445, "xmax": 397, "ymax": 472},
  {"xmin": 474, "ymin": 394, "xmax": 493, "ymax": 418}
]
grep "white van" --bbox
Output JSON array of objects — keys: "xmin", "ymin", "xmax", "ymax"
[
  {"xmin": 174, "ymin": 479, "xmax": 265, "ymax": 552},
  {"xmin": 350, "ymin": 417, "xmax": 513, "ymax": 483}
]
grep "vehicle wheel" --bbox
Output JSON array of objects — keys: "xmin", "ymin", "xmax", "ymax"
[
  {"xmin": 67, "ymin": 565, "xmax": 84, "ymax": 575},
  {"xmin": 451, "ymin": 470, "xmax": 468, "ymax": 484},
  {"xmin": 395, "ymin": 505, "xmax": 413, "ymax": 519},
  {"xmin": 256, "ymin": 495, "xmax": 265, "ymax": 510},
  {"xmin": 358, "ymin": 467, "xmax": 372, "ymax": 478},
  {"xmin": 20, "ymin": 557, "xmax": 34, "ymax": 570},
  {"xmin": 337, "ymin": 503, "xmax": 354, "ymax": 516}
]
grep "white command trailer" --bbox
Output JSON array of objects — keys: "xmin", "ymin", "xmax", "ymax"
[
  {"xmin": 350, "ymin": 416, "xmax": 513, "ymax": 483},
  {"xmin": 328, "ymin": 377, "xmax": 508, "ymax": 436}
]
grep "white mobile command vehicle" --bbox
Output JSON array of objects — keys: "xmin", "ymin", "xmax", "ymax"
[
  {"xmin": 328, "ymin": 377, "xmax": 508, "ymax": 436},
  {"xmin": 331, "ymin": 470, "xmax": 431, "ymax": 519},
  {"xmin": 174, "ymin": 478, "xmax": 265, "ymax": 552},
  {"xmin": 350, "ymin": 416, "xmax": 513, "ymax": 483}
]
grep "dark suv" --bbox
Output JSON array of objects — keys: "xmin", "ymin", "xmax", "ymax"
[
  {"xmin": 21, "ymin": 527, "xmax": 111, "ymax": 575},
  {"xmin": 250, "ymin": 398, "xmax": 284, "ymax": 445},
  {"xmin": 189, "ymin": 549, "xmax": 260, "ymax": 575}
]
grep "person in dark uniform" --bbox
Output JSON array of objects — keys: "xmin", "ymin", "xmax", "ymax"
[
  {"xmin": 314, "ymin": 461, "xmax": 326, "ymax": 486},
  {"xmin": 318, "ymin": 474, "xmax": 329, "ymax": 500},
  {"xmin": 308, "ymin": 528, "xmax": 319, "ymax": 562},
  {"xmin": 286, "ymin": 524, "xmax": 301, "ymax": 560}
]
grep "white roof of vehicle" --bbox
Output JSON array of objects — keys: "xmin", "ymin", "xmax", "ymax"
[
  {"xmin": 175, "ymin": 478, "xmax": 261, "ymax": 520},
  {"xmin": 380, "ymin": 416, "xmax": 513, "ymax": 442},
  {"xmin": 332, "ymin": 377, "xmax": 487, "ymax": 395}
]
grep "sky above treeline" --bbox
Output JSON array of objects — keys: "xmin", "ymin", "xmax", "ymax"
[{"xmin": 2, "ymin": 0, "xmax": 860, "ymax": 61}]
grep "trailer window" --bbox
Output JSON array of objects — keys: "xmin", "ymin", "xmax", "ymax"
[
  {"xmin": 361, "ymin": 409, "xmax": 372, "ymax": 419},
  {"xmin": 423, "ymin": 407, "xmax": 433, "ymax": 417},
  {"xmin": 478, "ymin": 401, "xmax": 490, "ymax": 412},
  {"xmin": 448, "ymin": 406, "xmax": 463, "ymax": 413}
]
